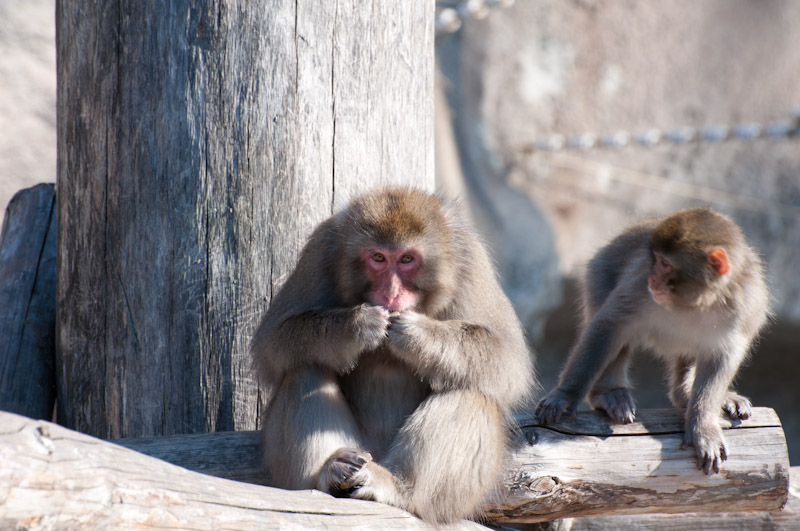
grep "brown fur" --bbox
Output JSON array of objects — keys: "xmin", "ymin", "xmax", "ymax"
[{"xmin": 251, "ymin": 187, "xmax": 535, "ymax": 523}]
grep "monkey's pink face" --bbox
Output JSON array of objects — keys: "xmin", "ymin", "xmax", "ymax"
[{"xmin": 363, "ymin": 247, "xmax": 421, "ymax": 311}]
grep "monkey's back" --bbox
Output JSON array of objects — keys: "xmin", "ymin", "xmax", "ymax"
[{"xmin": 582, "ymin": 220, "xmax": 657, "ymax": 320}]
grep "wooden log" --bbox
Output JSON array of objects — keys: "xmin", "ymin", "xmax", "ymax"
[
  {"xmin": 112, "ymin": 408, "xmax": 789, "ymax": 523},
  {"xmin": 0, "ymin": 183, "xmax": 57, "ymax": 420},
  {"xmin": 56, "ymin": 1, "xmax": 433, "ymax": 438},
  {"xmin": 494, "ymin": 408, "xmax": 790, "ymax": 523},
  {"xmin": 0, "ymin": 411, "xmax": 487, "ymax": 530},
  {"xmin": 0, "ymin": 408, "xmax": 800, "ymax": 526},
  {"xmin": 539, "ymin": 466, "xmax": 800, "ymax": 530},
  {"xmin": 0, "ymin": 409, "xmax": 793, "ymax": 527}
]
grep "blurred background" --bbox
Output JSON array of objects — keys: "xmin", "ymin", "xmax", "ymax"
[{"xmin": 2, "ymin": 0, "xmax": 798, "ymax": 462}]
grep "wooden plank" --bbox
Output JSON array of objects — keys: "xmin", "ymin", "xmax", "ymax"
[
  {"xmin": 0, "ymin": 411, "xmax": 487, "ymax": 530},
  {"xmin": 56, "ymin": 1, "xmax": 433, "ymax": 438},
  {"xmin": 112, "ymin": 407, "xmax": 789, "ymax": 523},
  {"xmin": 0, "ymin": 183, "xmax": 56, "ymax": 420}
]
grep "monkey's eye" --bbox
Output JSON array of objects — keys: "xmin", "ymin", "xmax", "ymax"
[
  {"xmin": 371, "ymin": 253, "xmax": 386, "ymax": 263},
  {"xmin": 400, "ymin": 254, "xmax": 414, "ymax": 264}
]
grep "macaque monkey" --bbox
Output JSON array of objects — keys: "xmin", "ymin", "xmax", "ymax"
[
  {"xmin": 536, "ymin": 207, "xmax": 769, "ymax": 474},
  {"xmin": 251, "ymin": 188, "xmax": 534, "ymax": 523}
]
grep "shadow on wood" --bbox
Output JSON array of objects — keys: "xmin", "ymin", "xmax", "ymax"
[{"xmin": 0, "ymin": 408, "xmax": 790, "ymax": 527}]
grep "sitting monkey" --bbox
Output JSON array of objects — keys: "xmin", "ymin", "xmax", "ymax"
[{"xmin": 251, "ymin": 187, "xmax": 535, "ymax": 523}]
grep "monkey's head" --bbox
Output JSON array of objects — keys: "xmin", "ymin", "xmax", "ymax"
[
  {"xmin": 335, "ymin": 188, "xmax": 457, "ymax": 314},
  {"xmin": 647, "ymin": 208, "xmax": 743, "ymax": 309}
]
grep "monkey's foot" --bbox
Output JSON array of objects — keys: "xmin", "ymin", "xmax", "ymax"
[
  {"xmin": 589, "ymin": 387, "xmax": 636, "ymax": 424},
  {"xmin": 317, "ymin": 448, "xmax": 373, "ymax": 497},
  {"xmin": 535, "ymin": 389, "xmax": 579, "ymax": 425},
  {"xmin": 722, "ymin": 391, "xmax": 752, "ymax": 420},
  {"xmin": 682, "ymin": 424, "xmax": 728, "ymax": 475}
]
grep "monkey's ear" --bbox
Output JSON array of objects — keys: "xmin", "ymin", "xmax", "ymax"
[{"xmin": 707, "ymin": 248, "xmax": 730, "ymax": 276}]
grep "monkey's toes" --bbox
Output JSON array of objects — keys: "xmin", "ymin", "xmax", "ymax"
[
  {"xmin": 683, "ymin": 431, "xmax": 728, "ymax": 475},
  {"xmin": 722, "ymin": 392, "xmax": 752, "ymax": 420},
  {"xmin": 591, "ymin": 388, "xmax": 636, "ymax": 424},
  {"xmin": 319, "ymin": 448, "xmax": 373, "ymax": 496}
]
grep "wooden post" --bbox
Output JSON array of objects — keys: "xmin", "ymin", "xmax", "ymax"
[
  {"xmin": 55, "ymin": 1, "xmax": 433, "ymax": 438},
  {"xmin": 0, "ymin": 184, "xmax": 57, "ymax": 420}
]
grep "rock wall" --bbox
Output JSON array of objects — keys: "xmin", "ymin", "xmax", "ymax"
[
  {"xmin": 0, "ymin": 0, "xmax": 56, "ymax": 227},
  {"xmin": 436, "ymin": 0, "xmax": 800, "ymax": 463}
]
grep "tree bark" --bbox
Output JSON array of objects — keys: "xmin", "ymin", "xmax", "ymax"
[
  {"xmin": 0, "ymin": 183, "xmax": 57, "ymax": 420},
  {"xmin": 0, "ymin": 408, "xmax": 791, "ymax": 527},
  {"xmin": 55, "ymin": 1, "xmax": 433, "ymax": 438}
]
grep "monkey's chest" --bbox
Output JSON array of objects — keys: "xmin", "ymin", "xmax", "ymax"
[
  {"xmin": 630, "ymin": 305, "xmax": 732, "ymax": 358},
  {"xmin": 340, "ymin": 350, "xmax": 430, "ymax": 457}
]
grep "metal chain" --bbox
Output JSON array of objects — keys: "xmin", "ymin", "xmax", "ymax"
[
  {"xmin": 436, "ymin": 0, "xmax": 515, "ymax": 36},
  {"xmin": 525, "ymin": 111, "xmax": 800, "ymax": 152},
  {"xmin": 436, "ymin": 2, "xmax": 799, "ymax": 152}
]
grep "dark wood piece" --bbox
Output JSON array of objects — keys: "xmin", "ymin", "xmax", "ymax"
[
  {"xmin": 56, "ymin": 1, "xmax": 433, "ymax": 438},
  {"xmin": 0, "ymin": 183, "xmax": 57, "ymax": 420}
]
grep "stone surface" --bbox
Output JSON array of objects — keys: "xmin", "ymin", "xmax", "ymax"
[
  {"xmin": 436, "ymin": 0, "xmax": 800, "ymax": 464},
  {"xmin": 0, "ymin": 0, "xmax": 56, "ymax": 227}
]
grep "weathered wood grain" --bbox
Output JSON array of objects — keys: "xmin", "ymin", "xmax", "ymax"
[
  {"xmin": 0, "ymin": 183, "xmax": 57, "ymax": 420},
  {"xmin": 494, "ymin": 408, "xmax": 789, "ymax": 523},
  {"xmin": 0, "ymin": 409, "xmax": 792, "ymax": 527},
  {"xmin": 539, "ymin": 465, "xmax": 800, "ymax": 530},
  {"xmin": 56, "ymin": 1, "xmax": 434, "ymax": 438},
  {"xmin": 111, "ymin": 407, "xmax": 789, "ymax": 523},
  {"xmin": 0, "ymin": 411, "xmax": 488, "ymax": 530}
]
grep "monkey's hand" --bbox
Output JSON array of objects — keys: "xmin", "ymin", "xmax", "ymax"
[
  {"xmin": 353, "ymin": 304, "xmax": 391, "ymax": 351},
  {"xmin": 535, "ymin": 388, "xmax": 580, "ymax": 425},
  {"xmin": 682, "ymin": 421, "xmax": 728, "ymax": 475},
  {"xmin": 385, "ymin": 310, "xmax": 425, "ymax": 352}
]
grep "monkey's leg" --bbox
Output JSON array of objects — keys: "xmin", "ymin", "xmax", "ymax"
[
  {"xmin": 263, "ymin": 366, "xmax": 364, "ymax": 490},
  {"xmin": 682, "ymin": 352, "xmax": 746, "ymax": 474},
  {"xmin": 666, "ymin": 357, "xmax": 693, "ymax": 409},
  {"xmin": 346, "ymin": 390, "xmax": 506, "ymax": 523},
  {"xmin": 587, "ymin": 346, "xmax": 636, "ymax": 423}
]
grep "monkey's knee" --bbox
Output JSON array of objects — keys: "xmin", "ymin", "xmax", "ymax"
[
  {"xmin": 263, "ymin": 366, "xmax": 363, "ymax": 490},
  {"xmin": 385, "ymin": 390, "xmax": 507, "ymax": 522}
]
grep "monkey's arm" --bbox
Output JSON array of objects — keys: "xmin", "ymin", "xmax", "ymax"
[
  {"xmin": 254, "ymin": 304, "xmax": 389, "ymax": 377},
  {"xmin": 536, "ymin": 261, "xmax": 647, "ymax": 424},
  {"xmin": 386, "ymin": 310, "xmax": 532, "ymax": 409},
  {"xmin": 251, "ymin": 220, "xmax": 389, "ymax": 385}
]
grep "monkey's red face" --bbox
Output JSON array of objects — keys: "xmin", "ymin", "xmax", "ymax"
[
  {"xmin": 648, "ymin": 249, "xmax": 730, "ymax": 309},
  {"xmin": 363, "ymin": 247, "xmax": 421, "ymax": 311},
  {"xmin": 648, "ymin": 253, "xmax": 675, "ymax": 306}
]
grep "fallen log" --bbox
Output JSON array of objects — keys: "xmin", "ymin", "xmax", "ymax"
[
  {"xmin": 0, "ymin": 411, "xmax": 485, "ymax": 530},
  {"xmin": 0, "ymin": 408, "xmax": 790, "ymax": 527}
]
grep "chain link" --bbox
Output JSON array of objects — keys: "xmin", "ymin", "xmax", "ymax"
[
  {"xmin": 436, "ymin": 2, "xmax": 799, "ymax": 152},
  {"xmin": 525, "ymin": 111, "xmax": 800, "ymax": 153}
]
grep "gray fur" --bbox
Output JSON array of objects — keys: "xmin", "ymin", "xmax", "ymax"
[
  {"xmin": 251, "ymin": 188, "xmax": 535, "ymax": 523},
  {"xmin": 536, "ymin": 208, "xmax": 769, "ymax": 474}
]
